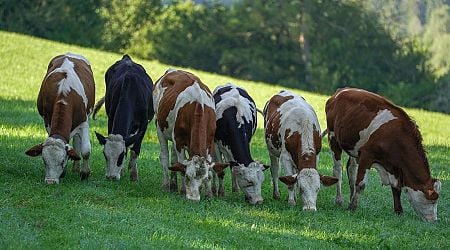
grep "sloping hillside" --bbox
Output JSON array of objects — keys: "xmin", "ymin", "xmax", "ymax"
[{"xmin": 0, "ymin": 31, "xmax": 449, "ymax": 248}]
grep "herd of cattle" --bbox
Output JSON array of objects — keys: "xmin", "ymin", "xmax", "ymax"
[{"xmin": 24, "ymin": 53, "xmax": 440, "ymax": 222}]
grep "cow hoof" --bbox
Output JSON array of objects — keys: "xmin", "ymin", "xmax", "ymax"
[
  {"xmin": 80, "ymin": 171, "xmax": 90, "ymax": 181},
  {"xmin": 72, "ymin": 165, "xmax": 80, "ymax": 173},
  {"xmin": 162, "ymin": 183, "xmax": 171, "ymax": 191},
  {"xmin": 130, "ymin": 173, "xmax": 139, "ymax": 182},
  {"xmin": 348, "ymin": 203, "xmax": 357, "ymax": 211},
  {"xmin": 335, "ymin": 197, "xmax": 344, "ymax": 206},
  {"xmin": 232, "ymin": 187, "xmax": 239, "ymax": 193},
  {"xmin": 288, "ymin": 199, "xmax": 296, "ymax": 206},
  {"xmin": 218, "ymin": 190, "xmax": 225, "ymax": 197},
  {"xmin": 169, "ymin": 183, "xmax": 178, "ymax": 193},
  {"xmin": 211, "ymin": 187, "xmax": 217, "ymax": 196},
  {"xmin": 273, "ymin": 192, "xmax": 281, "ymax": 200},
  {"xmin": 394, "ymin": 209, "xmax": 403, "ymax": 215}
]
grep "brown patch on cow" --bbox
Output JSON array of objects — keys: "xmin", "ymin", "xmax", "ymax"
[
  {"xmin": 284, "ymin": 131, "xmax": 316, "ymax": 171},
  {"xmin": 37, "ymin": 55, "xmax": 95, "ymax": 141},
  {"xmin": 263, "ymin": 95, "xmax": 293, "ymax": 151},
  {"xmin": 174, "ymin": 102, "xmax": 216, "ymax": 157},
  {"xmin": 156, "ymin": 70, "xmax": 211, "ymax": 131}
]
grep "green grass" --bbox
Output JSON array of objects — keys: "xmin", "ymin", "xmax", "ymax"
[{"xmin": 0, "ymin": 31, "xmax": 449, "ymax": 249}]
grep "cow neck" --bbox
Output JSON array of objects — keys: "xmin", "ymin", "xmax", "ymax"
[
  {"xmin": 49, "ymin": 100, "xmax": 73, "ymax": 142},
  {"xmin": 189, "ymin": 103, "xmax": 210, "ymax": 157},
  {"xmin": 111, "ymin": 101, "xmax": 133, "ymax": 137}
]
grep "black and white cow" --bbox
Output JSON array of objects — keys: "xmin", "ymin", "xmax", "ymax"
[
  {"xmin": 212, "ymin": 83, "xmax": 268, "ymax": 204},
  {"xmin": 94, "ymin": 55, "xmax": 154, "ymax": 181}
]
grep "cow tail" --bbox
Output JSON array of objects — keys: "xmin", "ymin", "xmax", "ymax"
[
  {"xmin": 321, "ymin": 128, "xmax": 328, "ymax": 140},
  {"xmin": 92, "ymin": 96, "xmax": 105, "ymax": 120}
]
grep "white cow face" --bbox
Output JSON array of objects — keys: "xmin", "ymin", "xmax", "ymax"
[
  {"xmin": 233, "ymin": 162, "xmax": 267, "ymax": 205},
  {"xmin": 170, "ymin": 156, "xmax": 212, "ymax": 201},
  {"xmin": 404, "ymin": 180, "xmax": 441, "ymax": 222},
  {"xmin": 279, "ymin": 168, "xmax": 338, "ymax": 211},
  {"xmin": 25, "ymin": 137, "xmax": 81, "ymax": 184},
  {"xmin": 297, "ymin": 168, "xmax": 321, "ymax": 211},
  {"xmin": 96, "ymin": 133, "xmax": 126, "ymax": 180}
]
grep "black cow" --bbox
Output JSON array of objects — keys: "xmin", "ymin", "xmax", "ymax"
[
  {"xmin": 212, "ymin": 83, "xmax": 268, "ymax": 204},
  {"xmin": 94, "ymin": 55, "xmax": 154, "ymax": 181}
]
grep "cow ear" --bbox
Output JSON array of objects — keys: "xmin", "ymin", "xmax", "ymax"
[
  {"xmin": 169, "ymin": 162, "xmax": 186, "ymax": 174},
  {"xmin": 95, "ymin": 131, "xmax": 107, "ymax": 145},
  {"xmin": 212, "ymin": 163, "xmax": 229, "ymax": 173},
  {"xmin": 319, "ymin": 175, "xmax": 339, "ymax": 186},
  {"xmin": 25, "ymin": 143, "xmax": 44, "ymax": 157},
  {"xmin": 424, "ymin": 189, "xmax": 439, "ymax": 200},
  {"xmin": 125, "ymin": 132, "xmax": 141, "ymax": 147},
  {"xmin": 279, "ymin": 175, "xmax": 297, "ymax": 186},
  {"xmin": 66, "ymin": 146, "xmax": 81, "ymax": 161},
  {"xmin": 229, "ymin": 161, "xmax": 239, "ymax": 168},
  {"xmin": 432, "ymin": 178, "xmax": 441, "ymax": 194},
  {"xmin": 261, "ymin": 164, "xmax": 270, "ymax": 171}
]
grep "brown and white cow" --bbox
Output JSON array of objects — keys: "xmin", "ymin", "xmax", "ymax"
[
  {"xmin": 153, "ymin": 69, "xmax": 226, "ymax": 201},
  {"xmin": 264, "ymin": 90, "xmax": 338, "ymax": 211},
  {"xmin": 325, "ymin": 87, "xmax": 441, "ymax": 222},
  {"xmin": 25, "ymin": 53, "xmax": 95, "ymax": 184}
]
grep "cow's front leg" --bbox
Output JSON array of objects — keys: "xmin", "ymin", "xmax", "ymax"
[
  {"xmin": 72, "ymin": 133, "xmax": 81, "ymax": 173},
  {"xmin": 129, "ymin": 150, "xmax": 139, "ymax": 181},
  {"xmin": 391, "ymin": 186, "xmax": 403, "ymax": 215},
  {"xmin": 329, "ymin": 134, "xmax": 343, "ymax": 206},
  {"xmin": 157, "ymin": 126, "xmax": 170, "ymax": 190},
  {"xmin": 280, "ymin": 152, "xmax": 296, "ymax": 205},
  {"xmin": 79, "ymin": 122, "xmax": 91, "ymax": 180},
  {"xmin": 349, "ymin": 152, "xmax": 371, "ymax": 211},
  {"xmin": 175, "ymin": 148, "xmax": 187, "ymax": 195},
  {"xmin": 269, "ymin": 155, "xmax": 280, "ymax": 200},
  {"xmin": 346, "ymin": 157, "xmax": 358, "ymax": 201}
]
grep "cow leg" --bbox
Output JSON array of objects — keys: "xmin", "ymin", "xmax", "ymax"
[
  {"xmin": 72, "ymin": 134, "xmax": 81, "ymax": 173},
  {"xmin": 348, "ymin": 153, "xmax": 371, "ymax": 211},
  {"xmin": 391, "ymin": 186, "xmax": 403, "ymax": 215},
  {"xmin": 204, "ymin": 175, "xmax": 213, "ymax": 199},
  {"xmin": 213, "ymin": 144, "xmax": 225, "ymax": 196},
  {"xmin": 346, "ymin": 157, "xmax": 358, "ymax": 201},
  {"xmin": 157, "ymin": 126, "xmax": 170, "ymax": 191},
  {"xmin": 175, "ymin": 148, "xmax": 187, "ymax": 195},
  {"xmin": 329, "ymin": 134, "xmax": 343, "ymax": 206},
  {"xmin": 169, "ymin": 145, "xmax": 178, "ymax": 192},
  {"xmin": 280, "ymin": 152, "xmax": 296, "ymax": 205},
  {"xmin": 79, "ymin": 122, "xmax": 91, "ymax": 180},
  {"xmin": 129, "ymin": 150, "xmax": 139, "ymax": 181},
  {"xmin": 269, "ymin": 154, "xmax": 281, "ymax": 200}
]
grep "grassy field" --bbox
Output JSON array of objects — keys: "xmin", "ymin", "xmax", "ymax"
[{"xmin": 0, "ymin": 31, "xmax": 449, "ymax": 249}]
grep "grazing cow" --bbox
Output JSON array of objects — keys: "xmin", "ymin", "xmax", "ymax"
[
  {"xmin": 93, "ymin": 55, "xmax": 154, "ymax": 181},
  {"xmin": 25, "ymin": 53, "xmax": 95, "ymax": 184},
  {"xmin": 325, "ymin": 87, "xmax": 441, "ymax": 222},
  {"xmin": 264, "ymin": 90, "xmax": 338, "ymax": 211},
  {"xmin": 212, "ymin": 83, "xmax": 268, "ymax": 204},
  {"xmin": 153, "ymin": 69, "xmax": 227, "ymax": 201}
]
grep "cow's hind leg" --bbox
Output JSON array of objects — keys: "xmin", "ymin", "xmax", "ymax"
[
  {"xmin": 329, "ymin": 133, "xmax": 344, "ymax": 206},
  {"xmin": 157, "ymin": 126, "xmax": 170, "ymax": 190},
  {"xmin": 391, "ymin": 186, "xmax": 403, "ymax": 215},
  {"xmin": 269, "ymin": 155, "xmax": 281, "ymax": 200},
  {"xmin": 79, "ymin": 122, "xmax": 91, "ymax": 180},
  {"xmin": 346, "ymin": 157, "xmax": 358, "ymax": 201},
  {"xmin": 348, "ymin": 152, "xmax": 371, "ymax": 211},
  {"xmin": 169, "ymin": 145, "xmax": 178, "ymax": 192}
]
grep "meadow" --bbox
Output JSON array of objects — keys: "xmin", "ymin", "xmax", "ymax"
[{"xmin": 0, "ymin": 31, "xmax": 449, "ymax": 249}]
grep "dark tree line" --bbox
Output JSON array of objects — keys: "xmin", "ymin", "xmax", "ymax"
[{"xmin": 1, "ymin": 0, "xmax": 448, "ymax": 113}]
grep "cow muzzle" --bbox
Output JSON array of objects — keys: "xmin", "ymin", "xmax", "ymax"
[
  {"xmin": 106, "ymin": 175, "xmax": 120, "ymax": 181},
  {"xmin": 245, "ymin": 195, "xmax": 263, "ymax": 205},
  {"xmin": 302, "ymin": 205, "xmax": 317, "ymax": 212},
  {"xmin": 45, "ymin": 178, "xmax": 59, "ymax": 185}
]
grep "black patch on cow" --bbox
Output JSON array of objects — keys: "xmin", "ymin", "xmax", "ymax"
[
  {"xmin": 214, "ymin": 85, "xmax": 257, "ymax": 165},
  {"xmin": 117, "ymin": 151, "xmax": 125, "ymax": 167}
]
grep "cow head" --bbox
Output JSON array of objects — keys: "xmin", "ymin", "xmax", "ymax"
[
  {"xmin": 169, "ymin": 155, "xmax": 223, "ymax": 201},
  {"xmin": 228, "ymin": 161, "xmax": 268, "ymax": 205},
  {"xmin": 96, "ymin": 132, "xmax": 140, "ymax": 180},
  {"xmin": 279, "ymin": 169, "xmax": 338, "ymax": 211},
  {"xmin": 404, "ymin": 179, "xmax": 441, "ymax": 222},
  {"xmin": 25, "ymin": 137, "xmax": 80, "ymax": 184}
]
